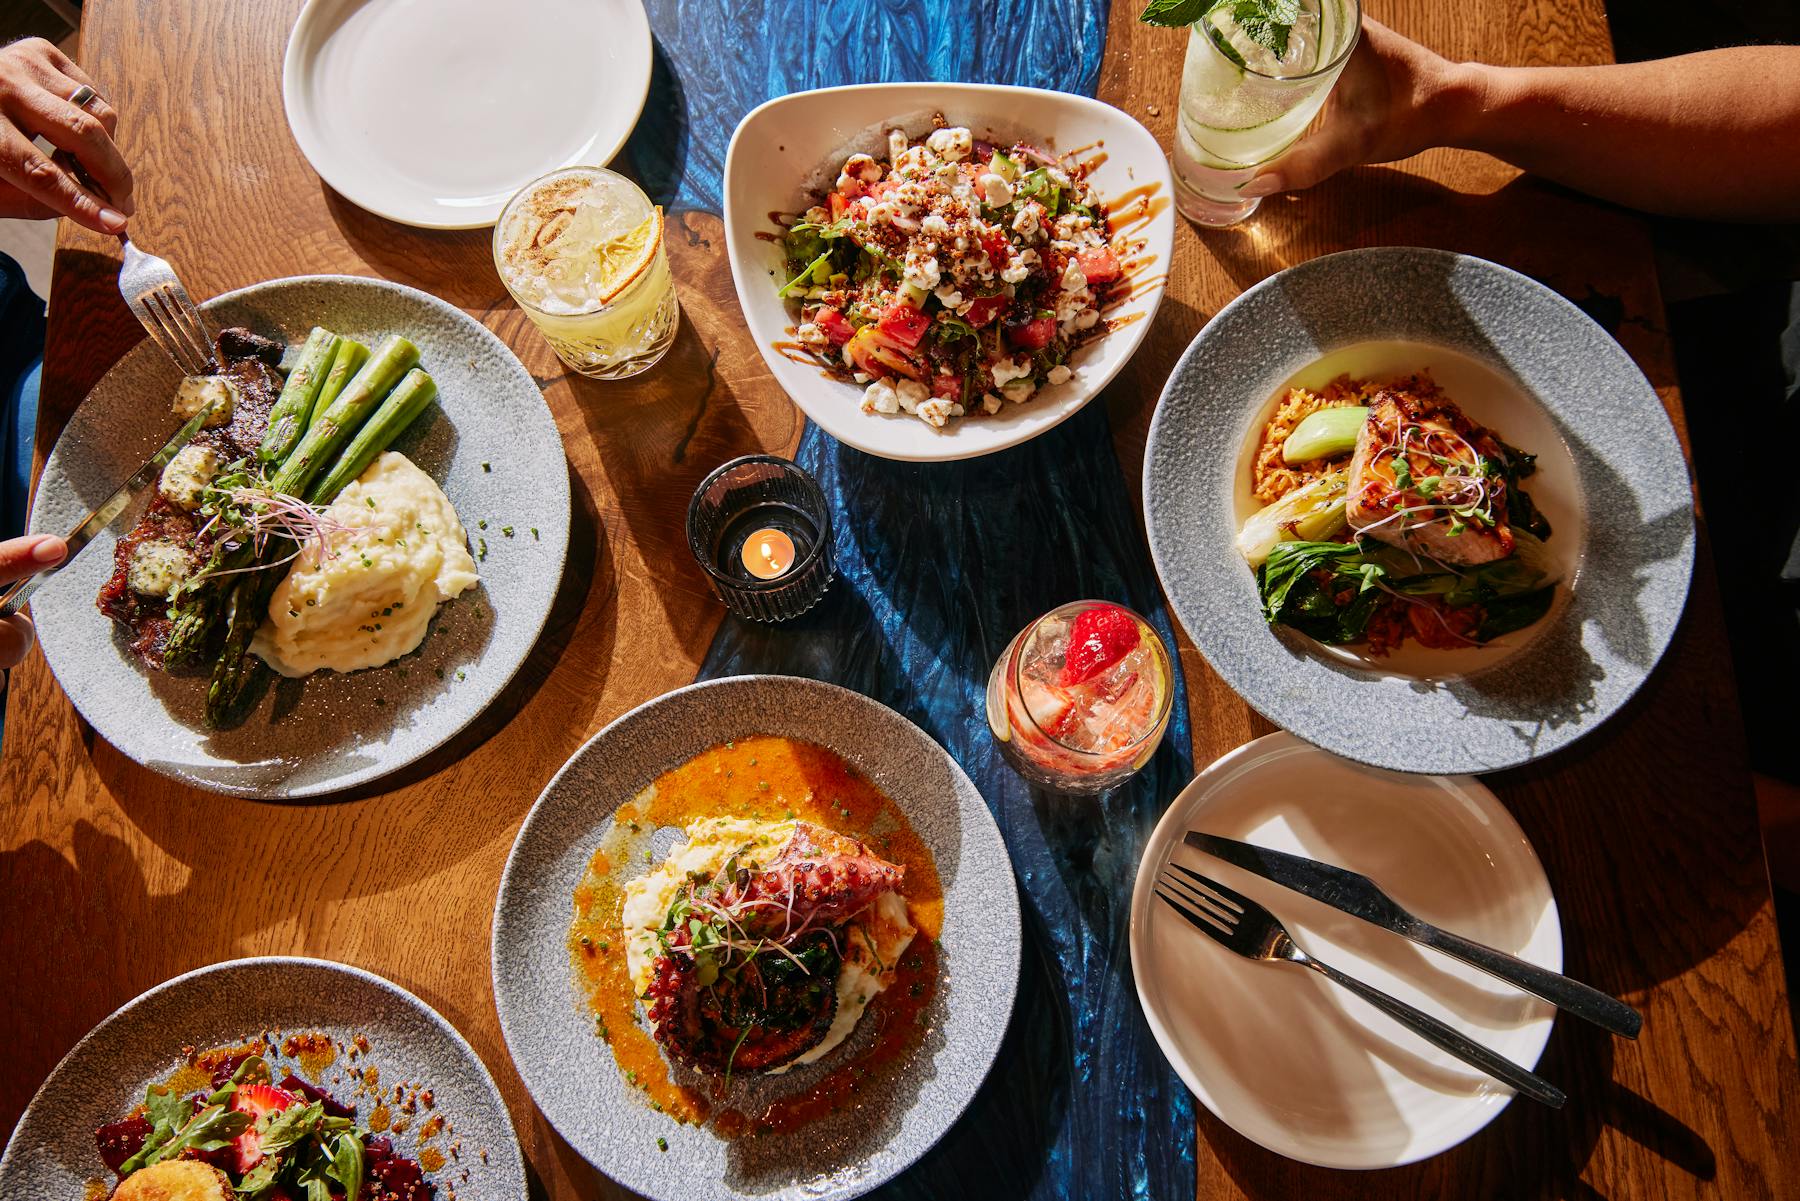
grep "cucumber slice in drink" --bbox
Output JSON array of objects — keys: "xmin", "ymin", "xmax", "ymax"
[{"xmin": 1203, "ymin": 12, "xmax": 1249, "ymax": 71}]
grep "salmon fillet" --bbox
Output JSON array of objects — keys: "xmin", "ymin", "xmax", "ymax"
[{"xmin": 1347, "ymin": 389, "xmax": 1514, "ymax": 567}]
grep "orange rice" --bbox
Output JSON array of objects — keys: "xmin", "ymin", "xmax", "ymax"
[{"xmin": 1251, "ymin": 373, "xmax": 1443, "ymax": 504}]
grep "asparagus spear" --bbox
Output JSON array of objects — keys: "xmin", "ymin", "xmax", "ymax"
[
  {"xmin": 259, "ymin": 327, "xmax": 339, "ymax": 464},
  {"xmin": 162, "ymin": 590, "xmax": 217, "ymax": 666},
  {"xmin": 204, "ymin": 559, "xmax": 287, "ymax": 728},
  {"xmin": 206, "ymin": 358, "xmax": 438, "ymax": 727},
  {"xmin": 305, "ymin": 369, "xmax": 438, "ymax": 504},
  {"xmin": 271, "ymin": 334, "xmax": 420, "ymax": 498},
  {"xmin": 307, "ymin": 336, "xmax": 370, "ymax": 438}
]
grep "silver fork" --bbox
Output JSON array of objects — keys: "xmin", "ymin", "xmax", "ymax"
[
  {"xmin": 118, "ymin": 237, "xmax": 215, "ymax": 376},
  {"xmin": 1155, "ymin": 864, "xmax": 1566, "ymax": 1108}
]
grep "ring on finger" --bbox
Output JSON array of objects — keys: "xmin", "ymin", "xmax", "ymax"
[{"xmin": 66, "ymin": 83, "xmax": 100, "ymax": 111}]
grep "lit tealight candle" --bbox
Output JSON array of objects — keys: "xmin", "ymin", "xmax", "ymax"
[{"xmin": 740, "ymin": 527, "xmax": 796, "ymax": 580}]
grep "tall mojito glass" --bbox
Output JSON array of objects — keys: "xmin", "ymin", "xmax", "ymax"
[
  {"xmin": 1171, "ymin": 0, "xmax": 1361, "ymax": 227},
  {"xmin": 493, "ymin": 165, "xmax": 680, "ymax": 379}
]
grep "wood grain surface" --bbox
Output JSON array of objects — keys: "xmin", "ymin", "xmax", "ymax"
[{"xmin": 3, "ymin": 1, "xmax": 1795, "ymax": 1199}]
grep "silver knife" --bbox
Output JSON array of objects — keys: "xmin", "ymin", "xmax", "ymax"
[
  {"xmin": 1185, "ymin": 830, "xmax": 1642, "ymax": 1038},
  {"xmin": 0, "ymin": 400, "xmax": 217, "ymax": 619}
]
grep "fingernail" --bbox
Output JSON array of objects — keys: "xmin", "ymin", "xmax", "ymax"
[
  {"xmin": 31, "ymin": 536, "xmax": 65, "ymax": 564},
  {"xmin": 98, "ymin": 206, "xmax": 127, "ymax": 231},
  {"xmin": 1238, "ymin": 174, "xmax": 1283, "ymax": 198}
]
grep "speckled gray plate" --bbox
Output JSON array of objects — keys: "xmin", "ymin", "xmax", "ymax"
[
  {"xmin": 492, "ymin": 675, "xmax": 1022, "ymax": 1201},
  {"xmin": 1144, "ymin": 247, "xmax": 1694, "ymax": 775},
  {"xmin": 27, "ymin": 275, "xmax": 570, "ymax": 799},
  {"xmin": 0, "ymin": 956, "xmax": 527, "ymax": 1199}
]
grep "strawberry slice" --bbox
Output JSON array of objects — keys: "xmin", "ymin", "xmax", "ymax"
[
  {"xmin": 1060, "ymin": 604, "xmax": 1141, "ymax": 686},
  {"xmin": 230, "ymin": 1081, "xmax": 299, "ymax": 1174}
]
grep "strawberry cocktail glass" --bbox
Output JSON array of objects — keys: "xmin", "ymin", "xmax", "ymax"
[{"xmin": 985, "ymin": 600, "xmax": 1174, "ymax": 793}]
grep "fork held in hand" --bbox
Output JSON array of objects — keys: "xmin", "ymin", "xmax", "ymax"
[
  {"xmin": 119, "ymin": 237, "xmax": 215, "ymax": 376},
  {"xmin": 1155, "ymin": 864, "xmax": 1567, "ymax": 1109}
]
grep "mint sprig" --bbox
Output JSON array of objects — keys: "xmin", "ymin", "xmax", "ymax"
[{"xmin": 1140, "ymin": 0, "xmax": 1303, "ymax": 59}]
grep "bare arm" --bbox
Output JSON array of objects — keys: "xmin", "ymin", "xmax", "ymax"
[{"xmin": 1248, "ymin": 20, "xmax": 1800, "ymax": 223}]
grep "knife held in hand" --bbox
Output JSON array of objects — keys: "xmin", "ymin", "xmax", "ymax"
[
  {"xmin": 1184, "ymin": 830, "xmax": 1642, "ymax": 1038},
  {"xmin": 0, "ymin": 399, "xmax": 216, "ymax": 619}
]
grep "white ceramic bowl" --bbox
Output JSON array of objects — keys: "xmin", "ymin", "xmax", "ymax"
[{"xmin": 723, "ymin": 82, "xmax": 1175, "ymax": 462}]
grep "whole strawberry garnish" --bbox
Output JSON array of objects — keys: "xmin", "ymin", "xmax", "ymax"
[
  {"xmin": 1060, "ymin": 604, "xmax": 1141, "ymax": 685},
  {"xmin": 230, "ymin": 1081, "xmax": 298, "ymax": 1173}
]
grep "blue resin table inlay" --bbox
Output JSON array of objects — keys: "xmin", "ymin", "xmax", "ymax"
[{"xmin": 627, "ymin": 2, "xmax": 1198, "ymax": 1197}]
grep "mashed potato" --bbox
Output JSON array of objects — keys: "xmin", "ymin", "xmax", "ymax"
[
  {"xmin": 621, "ymin": 816, "xmax": 915, "ymax": 1072},
  {"xmin": 252, "ymin": 451, "xmax": 478, "ymax": 677}
]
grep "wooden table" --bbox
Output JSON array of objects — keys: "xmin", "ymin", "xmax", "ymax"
[{"xmin": 3, "ymin": 1, "xmax": 1795, "ymax": 1198}]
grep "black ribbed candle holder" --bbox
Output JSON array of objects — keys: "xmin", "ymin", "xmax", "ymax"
[{"xmin": 686, "ymin": 455, "xmax": 835, "ymax": 622}]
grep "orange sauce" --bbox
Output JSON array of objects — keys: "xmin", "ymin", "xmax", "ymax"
[
  {"xmin": 282, "ymin": 1031, "xmax": 337, "ymax": 1081},
  {"xmin": 163, "ymin": 1039, "xmax": 268, "ymax": 1097},
  {"xmin": 569, "ymin": 736, "xmax": 945, "ymax": 1135}
]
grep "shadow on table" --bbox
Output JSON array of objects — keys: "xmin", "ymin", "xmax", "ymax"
[
  {"xmin": 1202, "ymin": 1019, "xmax": 1712, "ymax": 1199},
  {"xmin": 321, "ymin": 185, "xmax": 504, "ymax": 313}
]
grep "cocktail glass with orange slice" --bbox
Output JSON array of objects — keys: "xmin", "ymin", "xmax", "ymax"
[
  {"xmin": 493, "ymin": 165, "xmax": 680, "ymax": 379},
  {"xmin": 985, "ymin": 600, "xmax": 1174, "ymax": 793}
]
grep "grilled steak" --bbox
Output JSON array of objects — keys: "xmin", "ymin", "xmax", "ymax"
[
  {"xmin": 1346, "ymin": 388, "xmax": 1514, "ymax": 567},
  {"xmin": 96, "ymin": 328, "xmax": 285, "ymax": 667}
]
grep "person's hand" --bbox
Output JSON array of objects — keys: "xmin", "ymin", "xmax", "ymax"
[
  {"xmin": 0, "ymin": 534, "xmax": 65, "ymax": 670},
  {"xmin": 0, "ymin": 37, "xmax": 133, "ymax": 233},
  {"xmin": 1242, "ymin": 18, "xmax": 1475, "ymax": 198}
]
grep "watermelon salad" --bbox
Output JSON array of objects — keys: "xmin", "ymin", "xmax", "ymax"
[{"xmin": 779, "ymin": 122, "xmax": 1126, "ymax": 428}]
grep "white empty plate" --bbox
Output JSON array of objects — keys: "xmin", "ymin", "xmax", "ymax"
[
  {"xmin": 1129, "ymin": 732, "xmax": 1560, "ymax": 1168},
  {"xmin": 283, "ymin": 0, "xmax": 653, "ymax": 229}
]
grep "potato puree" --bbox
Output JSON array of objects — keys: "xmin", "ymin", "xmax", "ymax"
[
  {"xmin": 621, "ymin": 816, "xmax": 916, "ymax": 1075},
  {"xmin": 252, "ymin": 452, "xmax": 478, "ymax": 677}
]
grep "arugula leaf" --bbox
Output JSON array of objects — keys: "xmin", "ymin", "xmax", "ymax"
[
  {"xmin": 781, "ymin": 218, "xmax": 852, "ymax": 271},
  {"xmin": 117, "ymin": 1086, "xmax": 191, "ymax": 1175},
  {"xmin": 256, "ymin": 1099, "xmax": 325, "ymax": 1159},
  {"xmin": 326, "ymin": 1131, "xmax": 366, "ymax": 1200},
  {"xmin": 145, "ymin": 1086, "xmax": 189, "ymax": 1137},
  {"xmin": 123, "ymin": 1103, "xmax": 251, "ymax": 1173},
  {"xmin": 932, "ymin": 313, "xmax": 976, "ymax": 342},
  {"xmin": 206, "ymin": 1054, "xmax": 266, "ymax": 1106},
  {"xmin": 777, "ymin": 251, "xmax": 834, "ymax": 299},
  {"xmin": 235, "ymin": 1159, "xmax": 282, "ymax": 1199}
]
